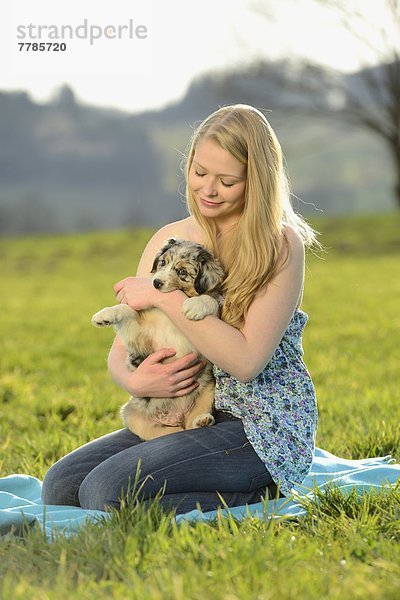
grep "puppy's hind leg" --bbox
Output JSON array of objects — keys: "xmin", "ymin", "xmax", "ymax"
[
  {"xmin": 122, "ymin": 411, "xmax": 184, "ymax": 440},
  {"xmin": 185, "ymin": 382, "xmax": 216, "ymax": 429}
]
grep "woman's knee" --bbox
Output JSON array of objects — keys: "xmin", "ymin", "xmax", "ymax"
[
  {"xmin": 78, "ymin": 466, "xmax": 121, "ymax": 511},
  {"xmin": 78, "ymin": 459, "xmax": 162, "ymax": 511},
  {"xmin": 41, "ymin": 460, "xmax": 79, "ymax": 506}
]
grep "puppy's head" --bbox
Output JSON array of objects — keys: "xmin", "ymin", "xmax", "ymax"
[{"xmin": 151, "ymin": 238, "xmax": 224, "ymax": 296}]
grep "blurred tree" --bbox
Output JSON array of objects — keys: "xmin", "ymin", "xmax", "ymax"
[
  {"xmin": 52, "ymin": 84, "xmax": 77, "ymax": 110},
  {"xmin": 253, "ymin": 0, "xmax": 400, "ymax": 208}
]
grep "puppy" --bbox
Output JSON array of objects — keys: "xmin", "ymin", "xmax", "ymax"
[{"xmin": 92, "ymin": 238, "xmax": 225, "ymax": 440}]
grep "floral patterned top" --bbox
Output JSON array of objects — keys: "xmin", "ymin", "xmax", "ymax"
[{"xmin": 213, "ymin": 309, "xmax": 318, "ymax": 497}]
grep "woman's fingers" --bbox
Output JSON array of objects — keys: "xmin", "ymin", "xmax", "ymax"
[
  {"xmin": 113, "ymin": 279, "xmax": 126, "ymax": 295},
  {"xmin": 171, "ymin": 360, "xmax": 206, "ymax": 384},
  {"xmin": 169, "ymin": 352, "xmax": 202, "ymax": 372},
  {"xmin": 146, "ymin": 349, "xmax": 203, "ymax": 374},
  {"xmin": 146, "ymin": 348, "xmax": 177, "ymax": 364},
  {"xmin": 138, "ymin": 349, "xmax": 207, "ymax": 397},
  {"xmin": 168, "ymin": 359, "xmax": 207, "ymax": 395},
  {"xmin": 172, "ymin": 381, "xmax": 200, "ymax": 397}
]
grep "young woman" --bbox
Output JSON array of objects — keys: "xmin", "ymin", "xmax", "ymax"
[{"xmin": 42, "ymin": 104, "xmax": 319, "ymax": 513}]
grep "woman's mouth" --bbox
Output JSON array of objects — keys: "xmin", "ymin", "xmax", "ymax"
[{"xmin": 200, "ymin": 197, "xmax": 222, "ymax": 207}]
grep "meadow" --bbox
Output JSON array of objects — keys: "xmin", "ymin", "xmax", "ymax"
[{"xmin": 0, "ymin": 213, "xmax": 399, "ymax": 599}]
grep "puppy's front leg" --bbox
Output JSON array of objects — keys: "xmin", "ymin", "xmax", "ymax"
[
  {"xmin": 92, "ymin": 304, "xmax": 140, "ymax": 349},
  {"xmin": 92, "ymin": 304, "xmax": 137, "ymax": 327},
  {"xmin": 182, "ymin": 295, "xmax": 219, "ymax": 321}
]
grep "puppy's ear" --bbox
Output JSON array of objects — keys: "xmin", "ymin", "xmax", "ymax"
[
  {"xmin": 194, "ymin": 250, "xmax": 225, "ymax": 294},
  {"xmin": 150, "ymin": 238, "xmax": 178, "ymax": 273},
  {"xmin": 161, "ymin": 238, "xmax": 178, "ymax": 252}
]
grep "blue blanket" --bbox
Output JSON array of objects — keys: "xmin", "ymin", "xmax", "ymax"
[{"xmin": 1, "ymin": 448, "xmax": 399, "ymax": 538}]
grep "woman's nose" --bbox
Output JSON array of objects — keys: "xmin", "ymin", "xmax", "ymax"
[{"xmin": 202, "ymin": 178, "xmax": 217, "ymax": 196}]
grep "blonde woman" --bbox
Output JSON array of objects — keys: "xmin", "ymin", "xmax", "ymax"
[{"xmin": 42, "ymin": 104, "xmax": 319, "ymax": 513}]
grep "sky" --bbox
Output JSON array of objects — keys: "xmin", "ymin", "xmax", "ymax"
[{"xmin": 1, "ymin": 0, "xmax": 396, "ymax": 113}]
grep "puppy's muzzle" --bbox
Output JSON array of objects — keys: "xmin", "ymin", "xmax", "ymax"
[{"xmin": 153, "ymin": 279, "xmax": 163, "ymax": 290}]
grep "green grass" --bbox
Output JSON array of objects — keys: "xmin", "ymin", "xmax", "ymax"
[{"xmin": 0, "ymin": 213, "xmax": 399, "ymax": 599}]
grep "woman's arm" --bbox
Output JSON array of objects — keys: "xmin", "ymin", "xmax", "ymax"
[
  {"xmin": 116, "ymin": 227, "xmax": 305, "ymax": 382},
  {"xmin": 107, "ymin": 219, "xmax": 205, "ymax": 397}
]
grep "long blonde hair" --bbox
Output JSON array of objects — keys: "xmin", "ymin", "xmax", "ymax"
[{"xmin": 184, "ymin": 104, "xmax": 319, "ymax": 329}]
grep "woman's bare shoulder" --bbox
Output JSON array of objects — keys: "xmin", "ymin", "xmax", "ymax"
[
  {"xmin": 136, "ymin": 217, "xmax": 204, "ymax": 276},
  {"xmin": 153, "ymin": 218, "xmax": 187, "ymax": 239},
  {"xmin": 150, "ymin": 216, "xmax": 203, "ymax": 244},
  {"xmin": 283, "ymin": 223, "xmax": 304, "ymax": 249},
  {"xmin": 281, "ymin": 224, "xmax": 305, "ymax": 264}
]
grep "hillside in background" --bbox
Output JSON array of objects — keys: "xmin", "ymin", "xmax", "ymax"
[{"xmin": 0, "ymin": 60, "xmax": 395, "ymax": 234}]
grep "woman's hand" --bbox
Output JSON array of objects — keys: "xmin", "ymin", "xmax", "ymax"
[
  {"xmin": 108, "ymin": 339, "xmax": 206, "ymax": 399},
  {"xmin": 130, "ymin": 349, "xmax": 206, "ymax": 398},
  {"xmin": 113, "ymin": 277, "xmax": 157, "ymax": 311}
]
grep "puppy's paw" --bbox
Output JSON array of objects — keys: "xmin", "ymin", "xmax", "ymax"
[
  {"xmin": 91, "ymin": 304, "xmax": 135, "ymax": 327},
  {"xmin": 192, "ymin": 413, "xmax": 215, "ymax": 428},
  {"xmin": 182, "ymin": 296, "xmax": 219, "ymax": 321}
]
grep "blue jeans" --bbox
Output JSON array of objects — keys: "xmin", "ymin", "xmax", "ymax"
[{"xmin": 41, "ymin": 412, "xmax": 278, "ymax": 514}]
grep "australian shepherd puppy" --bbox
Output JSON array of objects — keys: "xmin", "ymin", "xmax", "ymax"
[{"xmin": 92, "ymin": 238, "xmax": 224, "ymax": 440}]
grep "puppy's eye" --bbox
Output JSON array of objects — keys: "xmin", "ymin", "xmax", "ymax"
[
  {"xmin": 159, "ymin": 258, "xmax": 166, "ymax": 267},
  {"xmin": 177, "ymin": 268, "xmax": 188, "ymax": 279}
]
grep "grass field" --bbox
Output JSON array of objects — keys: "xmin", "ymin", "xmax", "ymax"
[{"xmin": 0, "ymin": 213, "xmax": 399, "ymax": 599}]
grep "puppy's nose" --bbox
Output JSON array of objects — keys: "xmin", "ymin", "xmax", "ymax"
[{"xmin": 153, "ymin": 279, "xmax": 163, "ymax": 289}]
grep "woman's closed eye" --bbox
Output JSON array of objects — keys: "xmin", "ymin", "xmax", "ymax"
[
  {"xmin": 195, "ymin": 171, "xmax": 234, "ymax": 187},
  {"xmin": 221, "ymin": 181, "xmax": 234, "ymax": 188}
]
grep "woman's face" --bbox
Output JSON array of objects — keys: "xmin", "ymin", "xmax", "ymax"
[{"xmin": 188, "ymin": 137, "xmax": 247, "ymax": 232}]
